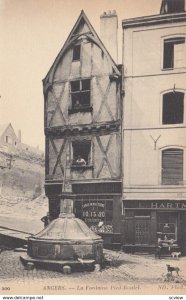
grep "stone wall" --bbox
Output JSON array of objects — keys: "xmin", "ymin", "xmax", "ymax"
[{"xmin": 0, "ymin": 151, "xmax": 45, "ymax": 199}]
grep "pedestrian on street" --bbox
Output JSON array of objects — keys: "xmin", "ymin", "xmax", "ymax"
[{"xmin": 41, "ymin": 212, "xmax": 50, "ymax": 227}]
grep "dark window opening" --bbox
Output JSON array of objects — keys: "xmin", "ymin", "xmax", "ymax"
[
  {"xmin": 162, "ymin": 148, "xmax": 183, "ymax": 185},
  {"xmin": 71, "ymin": 80, "xmax": 80, "ymax": 92},
  {"xmin": 72, "ymin": 45, "xmax": 81, "ymax": 61},
  {"xmin": 161, "ymin": 0, "xmax": 185, "ymax": 14},
  {"xmin": 82, "ymin": 79, "xmax": 90, "ymax": 90},
  {"xmin": 5, "ymin": 136, "xmax": 12, "ymax": 144},
  {"xmin": 72, "ymin": 140, "xmax": 91, "ymax": 166},
  {"xmin": 69, "ymin": 79, "xmax": 91, "ymax": 113},
  {"xmin": 162, "ymin": 92, "xmax": 184, "ymax": 124},
  {"xmin": 163, "ymin": 37, "xmax": 185, "ymax": 69}
]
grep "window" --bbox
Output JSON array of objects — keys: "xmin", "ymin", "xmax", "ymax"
[
  {"xmin": 163, "ymin": 37, "xmax": 186, "ymax": 69},
  {"xmin": 157, "ymin": 213, "xmax": 177, "ymax": 241},
  {"xmin": 162, "ymin": 92, "xmax": 184, "ymax": 124},
  {"xmin": 69, "ymin": 79, "xmax": 91, "ymax": 113},
  {"xmin": 72, "ymin": 45, "xmax": 81, "ymax": 61},
  {"xmin": 161, "ymin": 0, "xmax": 185, "ymax": 14},
  {"xmin": 5, "ymin": 136, "xmax": 12, "ymax": 144},
  {"xmin": 72, "ymin": 140, "xmax": 91, "ymax": 166},
  {"xmin": 162, "ymin": 148, "xmax": 183, "ymax": 185}
]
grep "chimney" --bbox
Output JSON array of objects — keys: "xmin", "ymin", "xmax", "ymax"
[
  {"xmin": 18, "ymin": 130, "xmax": 21, "ymax": 143},
  {"xmin": 100, "ymin": 10, "xmax": 118, "ymax": 63}
]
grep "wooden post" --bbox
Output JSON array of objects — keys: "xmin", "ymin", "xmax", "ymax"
[{"xmin": 150, "ymin": 211, "xmax": 157, "ymax": 245}]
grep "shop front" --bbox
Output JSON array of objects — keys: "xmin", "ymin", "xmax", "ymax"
[
  {"xmin": 75, "ymin": 196, "xmax": 114, "ymax": 232},
  {"xmin": 74, "ymin": 195, "xmax": 122, "ymax": 249},
  {"xmin": 121, "ymin": 200, "xmax": 186, "ymax": 254}
]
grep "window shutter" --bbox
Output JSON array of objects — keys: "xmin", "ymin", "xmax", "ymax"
[{"xmin": 162, "ymin": 149, "xmax": 183, "ymax": 185}]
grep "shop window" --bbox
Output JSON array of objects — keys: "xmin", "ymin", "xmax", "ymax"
[
  {"xmin": 162, "ymin": 148, "xmax": 183, "ymax": 185},
  {"xmin": 72, "ymin": 44, "xmax": 81, "ymax": 61},
  {"xmin": 71, "ymin": 140, "xmax": 91, "ymax": 167},
  {"xmin": 160, "ymin": 0, "xmax": 185, "ymax": 14},
  {"xmin": 163, "ymin": 37, "xmax": 186, "ymax": 69},
  {"xmin": 157, "ymin": 213, "xmax": 177, "ymax": 241},
  {"xmin": 69, "ymin": 79, "xmax": 92, "ymax": 114},
  {"xmin": 162, "ymin": 92, "xmax": 184, "ymax": 124},
  {"xmin": 74, "ymin": 199, "xmax": 113, "ymax": 233}
]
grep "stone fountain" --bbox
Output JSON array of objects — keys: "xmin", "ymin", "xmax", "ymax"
[{"xmin": 20, "ymin": 195, "xmax": 103, "ymax": 272}]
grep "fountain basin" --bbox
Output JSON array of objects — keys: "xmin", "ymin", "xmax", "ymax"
[{"xmin": 23, "ymin": 217, "xmax": 103, "ymax": 267}]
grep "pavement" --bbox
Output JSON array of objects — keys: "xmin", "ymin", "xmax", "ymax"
[
  {"xmin": 0, "ymin": 248, "xmax": 186, "ymax": 296},
  {"xmin": 0, "ymin": 205, "xmax": 186, "ymax": 294}
]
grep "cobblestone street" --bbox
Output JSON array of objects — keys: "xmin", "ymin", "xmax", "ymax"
[
  {"xmin": 1, "ymin": 249, "xmax": 186, "ymax": 291},
  {"xmin": 0, "ymin": 210, "xmax": 186, "ymax": 294}
]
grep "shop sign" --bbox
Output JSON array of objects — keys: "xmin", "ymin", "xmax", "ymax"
[
  {"xmin": 124, "ymin": 200, "xmax": 186, "ymax": 210},
  {"xmin": 151, "ymin": 202, "xmax": 186, "ymax": 209},
  {"xmin": 82, "ymin": 202, "xmax": 104, "ymax": 209},
  {"xmin": 82, "ymin": 202, "xmax": 105, "ymax": 223},
  {"xmin": 139, "ymin": 202, "xmax": 186, "ymax": 209}
]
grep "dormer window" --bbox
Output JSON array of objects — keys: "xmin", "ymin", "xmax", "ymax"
[
  {"xmin": 72, "ymin": 45, "xmax": 81, "ymax": 61},
  {"xmin": 69, "ymin": 79, "xmax": 92, "ymax": 114},
  {"xmin": 160, "ymin": 0, "xmax": 185, "ymax": 14}
]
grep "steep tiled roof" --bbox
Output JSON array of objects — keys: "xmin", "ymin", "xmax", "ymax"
[{"xmin": 0, "ymin": 123, "xmax": 10, "ymax": 137}]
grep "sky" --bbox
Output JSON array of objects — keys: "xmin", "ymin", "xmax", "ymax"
[{"xmin": 0, "ymin": 0, "xmax": 161, "ymax": 150}]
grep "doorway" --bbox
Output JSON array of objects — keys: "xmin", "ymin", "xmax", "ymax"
[{"xmin": 134, "ymin": 217, "xmax": 150, "ymax": 245}]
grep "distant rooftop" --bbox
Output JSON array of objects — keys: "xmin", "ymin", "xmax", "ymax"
[{"xmin": 0, "ymin": 123, "xmax": 10, "ymax": 137}]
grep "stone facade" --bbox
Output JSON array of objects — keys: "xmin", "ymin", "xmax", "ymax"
[{"xmin": 122, "ymin": 0, "xmax": 186, "ymax": 253}]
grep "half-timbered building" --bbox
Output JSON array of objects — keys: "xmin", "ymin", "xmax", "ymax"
[{"xmin": 43, "ymin": 10, "xmax": 122, "ymax": 246}]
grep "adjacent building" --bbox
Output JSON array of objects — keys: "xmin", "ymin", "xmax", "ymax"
[
  {"xmin": 0, "ymin": 123, "xmax": 44, "ymax": 198},
  {"xmin": 122, "ymin": 0, "xmax": 186, "ymax": 253}
]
